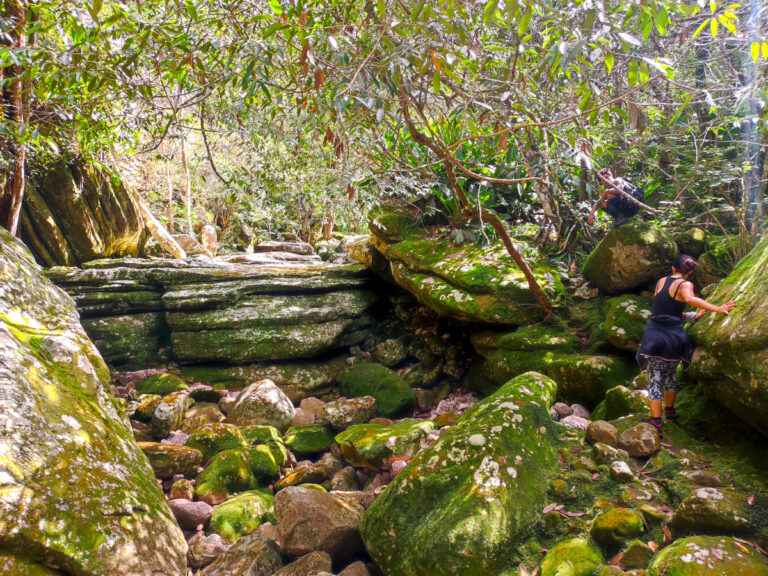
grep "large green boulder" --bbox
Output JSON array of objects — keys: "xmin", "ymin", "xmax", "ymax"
[
  {"xmin": 469, "ymin": 347, "xmax": 636, "ymax": 406},
  {"xmin": 135, "ymin": 372, "xmax": 188, "ymax": 396},
  {"xmin": 0, "ymin": 228, "xmax": 186, "ymax": 575},
  {"xmin": 690, "ymin": 234, "xmax": 768, "ymax": 436},
  {"xmin": 241, "ymin": 425, "xmax": 288, "ymax": 466},
  {"xmin": 185, "ymin": 423, "xmax": 248, "ymax": 463},
  {"xmin": 589, "ymin": 508, "xmax": 644, "ymax": 549},
  {"xmin": 284, "ymin": 424, "xmax": 335, "ymax": 456},
  {"xmin": 209, "ymin": 490, "xmax": 275, "ymax": 544},
  {"xmin": 340, "ymin": 363, "xmax": 415, "ymax": 417},
  {"xmin": 694, "ymin": 237, "xmax": 739, "ymax": 288},
  {"xmin": 194, "ymin": 447, "xmax": 255, "ymax": 505},
  {"xmin": 357, "ymin": 208, "xmax": 563, "ymax": 325},
  {"xmin": 648, "ymin": 536, "xmax": 768, "ymax": 575},
  {"xmin": 539, "ymin": 538, "xmax": 604, "ymax": 576},
  {"xmin": 335, "ymin": 420, "xmax": 435, "ymax": 470},
  {"xmin": 583, "ymin": 222, "xmax": 677, "ymax": 293},
  {"xmin": 602, "ymin": 295, "xmax": 652, "ymax": 352},
  {"xmin": 359, "ymin": 372, "xmax": 560, "ymax": 576}
]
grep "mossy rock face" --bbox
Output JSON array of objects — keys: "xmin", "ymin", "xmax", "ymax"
[
  {"xmin": 138, "ymin": 442, "xmax": 203, "ymax": 479},
  {"xmin": 0, "ymin": 553, "xmax": 65, "ymax": 576},
  {"xmin": 647, "ymin": 536, "xmax": 768, "ymax": 575},
  {"xmin": 602, "ymin": 295, "xmax": 652, "ymax": 352},
  {"xmin": 368, "ymin": 203, "xmax": 417, "ymax": 243},
  {"xmin": 472, "ymin": 324, "xmax": 576, "ymax": 354},
  {"xmin": 0, "ymin": 227, "xmax": 187, "ymax": 575},
  {"xmin": 284, "ymin": 424, "xmax": 335, "ymax": 456},
  {"xmin": 340, "ymin": 363, "xmax": 416, "ymax": 418},
  {"xmin": 539, "ymin": 538, "xmax": 604, "ymax": 576},
  {"xmin": 604, "ymin": 386, "xmax": 649, "ymax": 420},
  {"xmin": 583, "ymin": 222, "xmax": 678, "ymax": 294},
  {"xmin": 81, "ymin": 312, "xmax": 167, "ymax": 369},
  {"xmin": 368, "ymin": 218, "xmax": 564, "ymax": 325},
  {"xmin": 335, "ymin": 420, "xmax": 435, "ymax": 469},
  {"xmin": 194, "ymin": 447, "xmax": 255, "ymax": 505},
  {"xmin": 248, "ymin": 444, "xmax": 281, "ymax": 483},
  {"xmin": 135, "ymin": 372, "xmax": 188, "ymax": 396},
  {"xmin": 676, "ymin": 227, "xmax": 708, "ymax": 257},
  {"xmin": 185, "ymin": 423, "xmax": 247, "ymax": 463},
  {"xmin": 241, "ymin": 425, "xmax": 288, "ymax": 466},
  {"xmin": 209, "ymin": 490, "xmax": 275, "ymax": 544},
  {"xmin": 589, "ymin": 508, "xmax": 644, "ymax": 549},
  {"xmin": 671, "ymin": 488, "xmax": 751, "ymax": 535},
  {"xmin": 690, "ymin": 234, "xmax": 768, "ymax": 436},
  {"xmin": 359, "ymin": 372, "xmax": 560, "ymax": 576},
  {"xmin": 470, "ymin": 348, "xmax": 636, "ymax": 406},
  {"xmin": 694, "ymin": 237, "xmax": 739, "ymax": 288}
]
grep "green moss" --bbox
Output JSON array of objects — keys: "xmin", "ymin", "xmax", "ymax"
[
  {"xmin": 604, "ymin": 386, "xmax": 649, "ymax": 420},
  {"xmin": 137, "ymin": 442, "xmax": 203, "ymax": 479},
  {"xmin": 240, "ymin": 425, "xmax": 288, "ymax": 465},
  {"xmin": 676, "ymin": 227, "xmax": 708, "ymax": 257},
  {"xmin": 335, "ymin": 419, "xmax": 435, "ymax": 469},
  {"xmin": 369, "ymin": 203, "xmax": 417, "ymax": 243},
  {"xmin": 602, "ymin": 295, "xmax": 651, "ymax": 352},
  {"xmin": 539, "ymin": 538, "xmax": 604, "ymax": 576},
  {"xmin": 589, "ymin": 508, "xmax": 644, "ymax": 549},
  {"xmin": 185, "ymin": 423, "xmax": 247, "ymax": 463},
  {"xmin": 648, "ymin": 536, "xmax": 768, "ymax": 575},
  {"xmin": 248, "ymin": 444, "xmax": 281, "ymax": 483},
  {"xmin": 340, "ymin": 363, "xmax": 416, "ymax": 417},
  {"xmin": 284, "ymin": 423, "xmax": 335, "ymax": 456},
  {"xmin": 359, "ymin": 372, "xmax": 560, "ymax": 576},
  {"xmin": 135, "ymin": 372, "xmax": 188, "ymax": 396},
  {"xmin": 209, "ymin": 490, "xmax": 274, "ymax": 544},
  {"xmin": 194, "ymin": 447, "xmax": 255, "ymax": 504}
]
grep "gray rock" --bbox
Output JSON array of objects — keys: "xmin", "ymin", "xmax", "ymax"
[
  {"xmin": 300, "ymin": 397, "xmax": 327, "ymax": 420},
  {"xmin": 227, "ymin": 380, "xmax": 295, "ymax": 432},
  {"xmin": 292, "ymin": 407, "xmax": 316, "ymax": 426},
  {"xmin": 151, "ymin": 390, "xmax": 192, "ymax": 438},
  {"xmin": 170, "ymin": 499, "xmax": 214, "ymax": 530},
  {"xmin": 275, "ymin": 487, "xmax": 364, "ymax": 561},
  {"xmin": 322, "ymin": 396, "xmax": 378, "ymax": 430},
  {"xmin": 372, "ymin": 338, "xmax": 408, "ymax": 367},
  {"xmin": 618, "ymin": 423, "xmax": 661, "ymax": 458},
  {"xmin": 339, "ymin": 561, "xmax": 372, "ymax": 576},
  {"xmin": 672, "ymin": 488, "xmax": 751, "ymax": 534},
  {"xmin": 272, "ymin": 551, "xmax": 332, "ymax": 576},
  {"xmin": 593, "ymin": 442, "xmax": 629, "ymax": 465},
  {"xmin": 331, "ymin": 466, "xmax": 359, "ymax": 492},
  {"xmin": 570, "ymin": 404, "xmax": 591, "ymax": 419},
  {"xmin": 586, "ymin": 420, "xmax": 619, "ymax": 447},
  {"xmin": 188, "ymin": 532, "xmax": 229, "ymax": 569},
  {"xmin": 553, "ymin": 402, "xmax": 572, "ymax": 417},
  {"xmin": 182, "ymin": 402, "xmax": 226, "ymax": 434},
  {"xmin": 200, "ymin": 533, "xmax": 284, "ymax": 576},
  {"xmin": 559, "ymin": 415, "xmax": 590, "ymax": 430},
  {"xmin": 610, "ymin": 461, "xmax": 635, "ymax": 483}
]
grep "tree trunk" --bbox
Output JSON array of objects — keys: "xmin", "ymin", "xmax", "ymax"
[
  {"xmin": 161, "ymin": 141, "xmax": 175, "ymax": 234},
  {"xmin": 134, "ymin": 195, "xmax": 186, "ymax": 259},
  {"xmin": 0, "ymin": 0, "xmax": 26, "ymax": 236},
  {"xmin": 180, "ymin": 127, "xmax": 192, "ymax": 234}
]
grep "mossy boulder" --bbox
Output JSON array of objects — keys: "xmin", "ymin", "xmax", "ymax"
[
  {"xmin": 469, "ymin": 347, "xmax": 636, "ymax": 406},
  {"xmin": 583, "ymin": 222, "xmax": 678, "ymax": 293},
  {"xmin": 539, "ymin": 538, "xmax": 604, "ymax": 576},
  {"xmin": 138, "ymin": 442, "xmax": 203, "ymax": 479},
  {"xmin": 365, "ymin": 214, "xmax": 564, "ymax": 324},
  {"xmin": 135, "ymin": 394, "xmax": 162, "ymax": 420},
  {"xmin": 209, "ymin": 490, "xmax": 275, "ymax": 544},
  {"xmin": 359, "ymin": 372, "xmax": 560, "ymax": 576},
  {"xmin": 81, "ymin": 312, "xmax": 167, "ymax": 369},
  {"xmin": 322, "ymin": 396, "xmax": 378, "ymax": 430},
  {"xmin": 589, "ymin": 508, "xmax": 644, "ymax": 549},
  {"xmin": 227, "ymin": 380, "xmax": 295, "ymax": 432},
  {"xmin": 694, "ymin": 237, "xmax": 739, "ymax": 288},
  {"xmin": 284, "ymin": 424, "xmax": 335, "ymax": 456},
  {"xmin": 647, "ymin": 536, "xmax": 768, "ymax": 575},
  {"xmin": 335, "ymin": 420, "xmax": 435, "ymax": 470},
  {"xmin": 368, "ymin": 203, "xmax": 416, "ymax": 243},
  {"xmin": 372, "ymin": 338, "xmax": 408, "ymax": 367},
  {"xmin": 248, "ymin": 444, "xmax": 281, "ymax": 483},
  {"xmin": 676, "ymin": 227, "xmax": 708, "ymax": 257},
  {"xmin": 340, "ymin": 363, "xmax": 415, "ymax": 417},
  {"xmin": 690, "ymin": 234, "xmax": 768, "ymax": 436},
  {"xmin": 194, "ymin": 447, "xmax": 255, "ymax": 505},
  {"xmin": 0, "ymin": 227, "xmax": 186, "ymax": 575},
  {"xmin": 671, "ymin": 488, "xmax": 751, "ymax": 535},
  {"xmin": 185, "ymin": 423, "xmax": 247, "ymax": 463},
  {"xmin": 241, "ymin": 425, "xmax": 288, "ymax": 466},
  {"xmin": 604, "ymin": 386, "xmax": 649, "ymax": 420},
  {"xmin": 135, "ymin": 372, "xmax": 188, "ymax": 396},
  {"xmin": 603, "ymin": 295, "xmax": 652, "ymax": 352}
]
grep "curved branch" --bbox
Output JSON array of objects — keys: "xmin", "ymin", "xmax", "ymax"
[{"xmin": 200, "ymin": 102, "xmax": 228, "ymax": 185}]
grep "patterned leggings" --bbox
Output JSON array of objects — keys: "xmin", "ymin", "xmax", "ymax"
[{"xmin": 645, "ymin": 357, "xmax": 679, "ymax": 401}]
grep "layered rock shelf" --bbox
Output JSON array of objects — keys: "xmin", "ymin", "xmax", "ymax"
[{"xmin": 46, "ymin": 257, "xmax": 379, "ymax": 398}]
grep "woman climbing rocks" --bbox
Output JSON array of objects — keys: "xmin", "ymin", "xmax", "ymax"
[{"xmin": 636, "ymin": 254, "xmax": 737, "ymax": 437}]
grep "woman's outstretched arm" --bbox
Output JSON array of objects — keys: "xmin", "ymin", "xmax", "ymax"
[{"xmin": 679, "ymin": 282, "xmax": 736, "ymax": 315}]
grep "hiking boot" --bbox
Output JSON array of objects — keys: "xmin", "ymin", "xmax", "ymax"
[
  {"xmin": 642, "ymin": 417, "xmax": 663, "ymax": 439},
  {"xmin": 665, "ymin": 406, "xmax": 679, "ymax": 425}
]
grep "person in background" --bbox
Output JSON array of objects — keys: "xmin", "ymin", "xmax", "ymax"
[
  {"xmin": 636, "ymin": 254, "xmax": 737, "ymax": 437},
  {"xmin": 588, "ymin": 168, "xmax": 644, "ymax": 227}
]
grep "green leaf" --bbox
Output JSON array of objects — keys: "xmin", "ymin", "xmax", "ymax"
[
  {"xmin": 604, "ymin": 51, "xmax": 614, "ymax": 72},
  {"xmin": 483, "ymin": 0, "xmax": 500, "ymax": 23},
  {"xmin": 639, "ymin": 60, "xmax": 650, "ymax": 83},
  {"xmin": 185, "ymin": 0, "xmax": 198, "ymax": 20},
  {"xmin": 91, "ymin": 0, "xmax": 103, "ymax": 17},
  {"xmin": 692, "ymin": 18, "xmax": 710, "ymax": 39},
  {"xmin": 579, "ymin": 89, "xmax": 592, "ymax": 111},
  {"xmin": 763, "ymin": 42, "xmax": 768, "ymax": 60},
  {"xmin": 582, "ymin": 9, "xmax": 596, "ymax": 33},
  {"xmin": 518, "ymin": 7, "xmax": 532, "ymax": 35},
  {"xmin": 710, "ymin": 17, "xmax": 718, "ymax": 38},
  {"xmin": 751, "ymin": 42, "xmax": 760, "ymax": 62},
  {"xmin": 654, "ymin": 5, "xmax": 669, "ymax": 35},
  {"xmin": 628, "ymin": 60, "xmax": 639, "ymax": 86},
  {"xmin": 267, "ymin": 0, "xmax": 283, "ymax": 15}
]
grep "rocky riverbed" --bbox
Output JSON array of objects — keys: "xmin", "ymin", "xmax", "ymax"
[{"xmin": 3, "ymin": 210, "xmax": 768, "ymax": 576}]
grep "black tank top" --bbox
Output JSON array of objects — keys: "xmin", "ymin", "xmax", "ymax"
[{"xmin": 651, "ymin": 276, "xmax": 687, "ymax": 318}]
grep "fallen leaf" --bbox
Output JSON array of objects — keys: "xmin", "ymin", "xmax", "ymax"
[
  {"xmin": 608, "ymin": 552, "xmax": 624, "ymax": 564},
  {"xmin": 711, "ymin": 547, "xmax": 723, "ymax": 560},
  {"xmin": 562, "ymin": 510, "xmax": 586, "ymax": 518},
  {"xmin": 748, "ymin": 494, "xmax": 755, "ymax": 506},
  {"xmin": 734, "ymin": 542, "xmax": 751, "ymax": 554},
  {"xmin": 592, "ymin": 472, "xmax": 599, "ymax": 480},
  {"xmin": 648, "ymin": 541, "xmax": 658, "ymax": 552},
  {"xmin": 554, "ymin": 504, "xmax": 565, "ymax": 511},
  {"xmin": 542, "ymin": 503, "xmax": 558, "ymax": 514},
  {"xmin": 662, "ymin": 524, "xmax": 673, "ymax": 542}
]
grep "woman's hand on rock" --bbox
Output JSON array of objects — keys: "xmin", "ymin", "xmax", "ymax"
[{"xmin": 718, "ymin": 301, "xmax": 737, "ymax": 314}]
